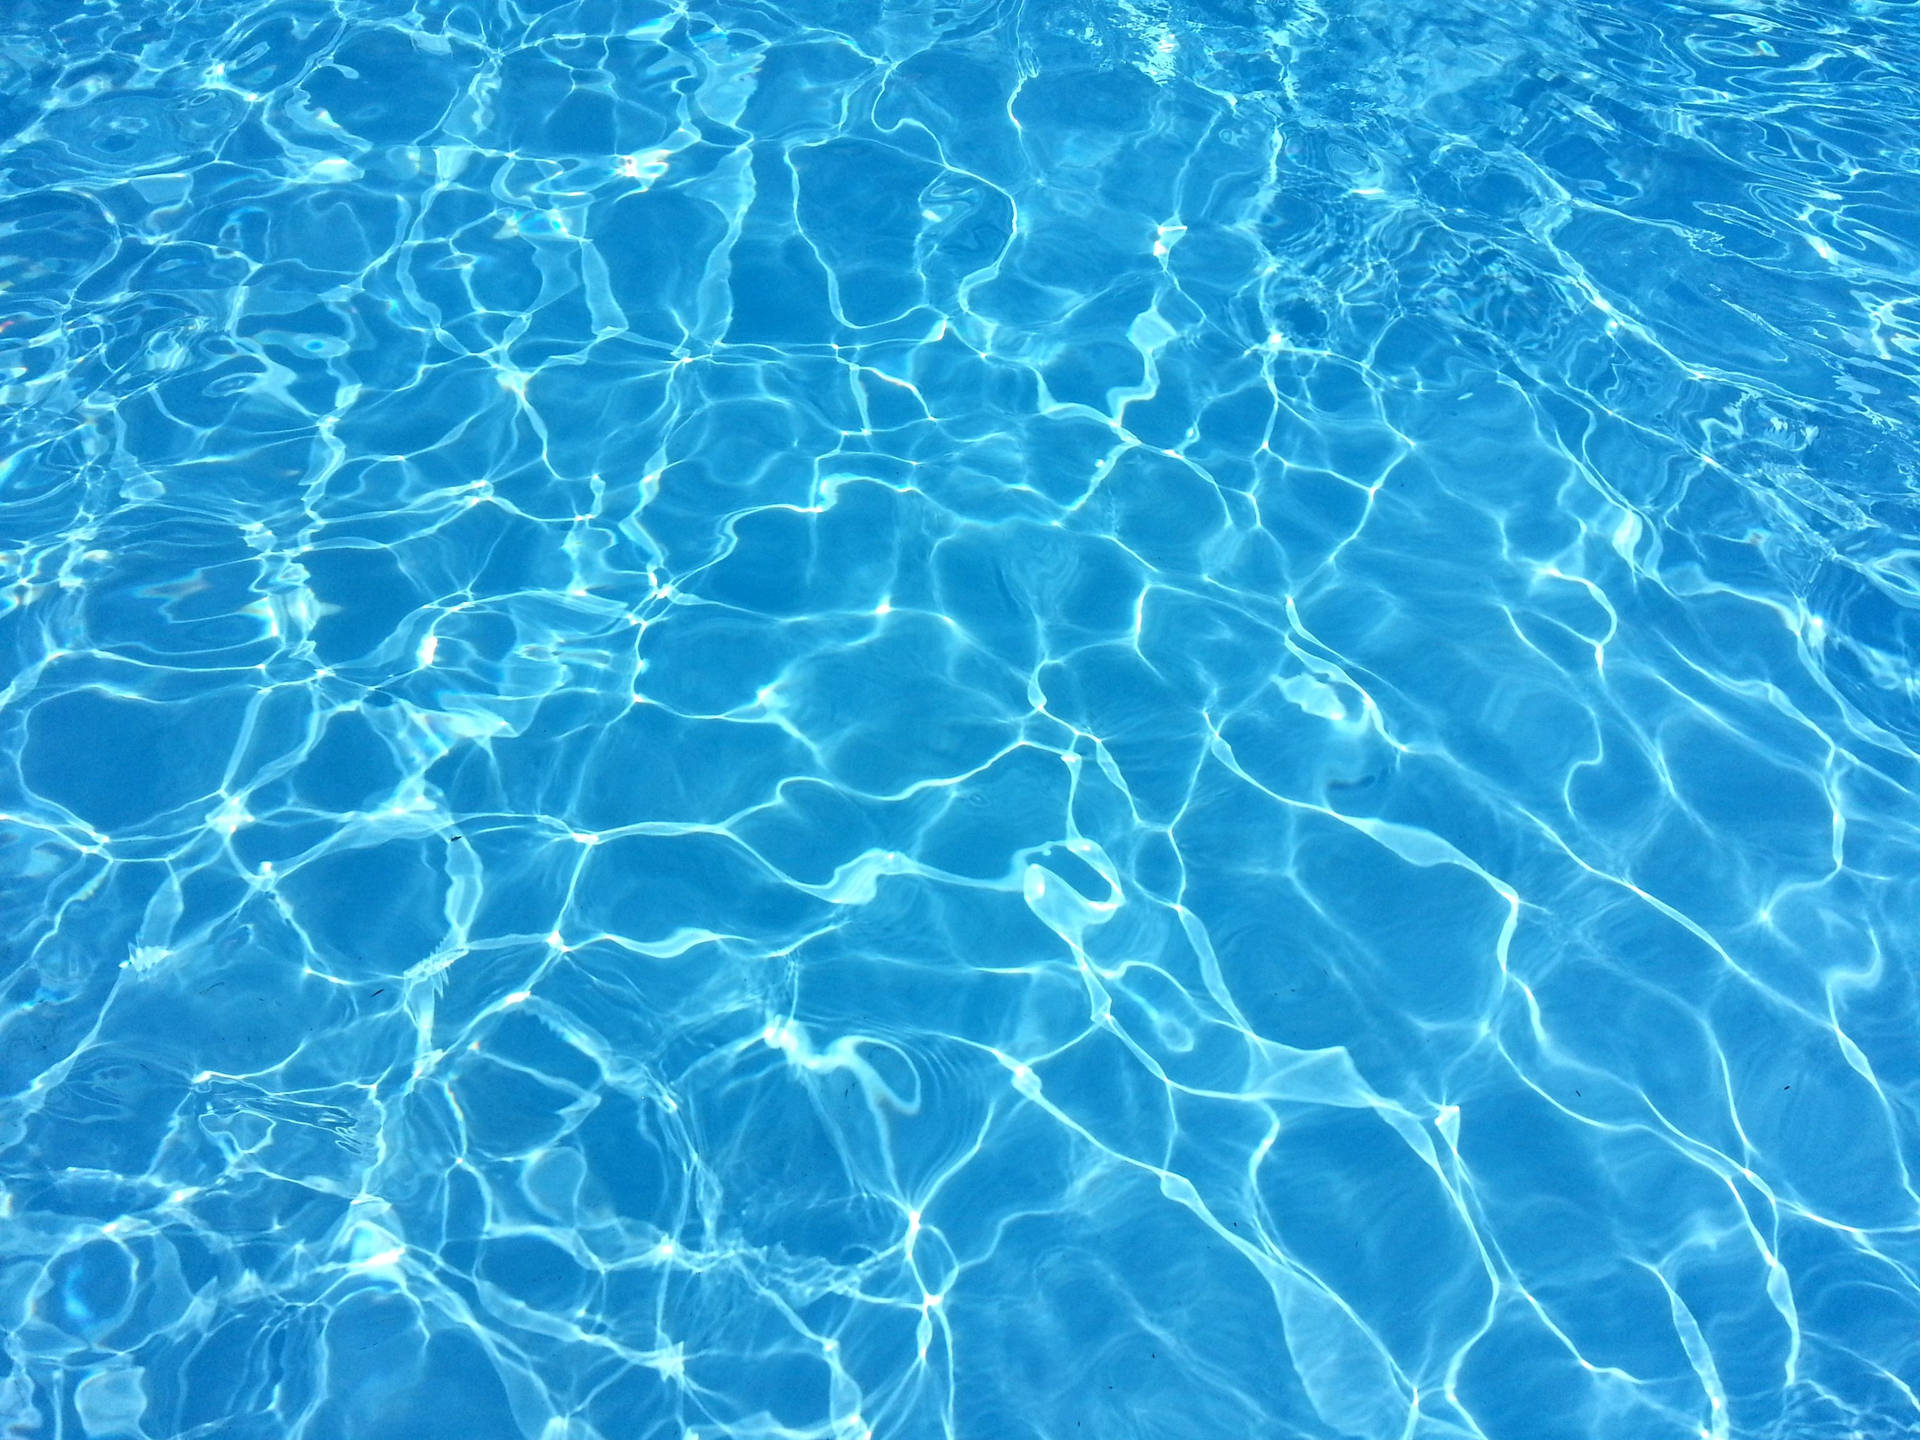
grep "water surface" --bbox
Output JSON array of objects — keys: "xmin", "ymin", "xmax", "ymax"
[{"xmin": 3, "ymin": 1, "xmax": 1919, "ymax": 1437}]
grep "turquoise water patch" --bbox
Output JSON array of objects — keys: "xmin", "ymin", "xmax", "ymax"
[{"xmin": 2, "ymin": 2, "xmax": 1919, "ymax": 1438}]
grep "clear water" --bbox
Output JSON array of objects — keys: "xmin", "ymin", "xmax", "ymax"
[{"xmin": 3, "ymin": 1, "xmax": 1918, "ymax": 1437}]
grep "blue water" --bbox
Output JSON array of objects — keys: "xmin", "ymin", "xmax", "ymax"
[{"xmin": 3, "ymin": 1, "xmax": 1919, "ymax": 1437}]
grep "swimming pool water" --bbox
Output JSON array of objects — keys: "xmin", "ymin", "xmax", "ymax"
[{"xmin": 3, "ymin": 1, "xmax": 1919, "ymax": 1437}]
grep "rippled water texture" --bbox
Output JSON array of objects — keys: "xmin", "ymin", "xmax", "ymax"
[{"xmin": 4, "ymin": 0, "xmax": 1919, "ymax": 1436}]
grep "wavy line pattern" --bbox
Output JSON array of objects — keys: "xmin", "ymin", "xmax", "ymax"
[{"xmin": 1, "ymin": 1, "xmax": 1918, "ymax": 1438}]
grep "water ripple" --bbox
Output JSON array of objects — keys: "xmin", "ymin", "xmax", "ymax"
[{"xmin": 2, "ymin": 1, "xmax": 1918, "ymax": 1438}]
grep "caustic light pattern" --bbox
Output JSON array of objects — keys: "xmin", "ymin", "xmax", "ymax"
[{"xmin": 2, "ymin": 1, "xmax": 1919, "ymax": 1439}]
